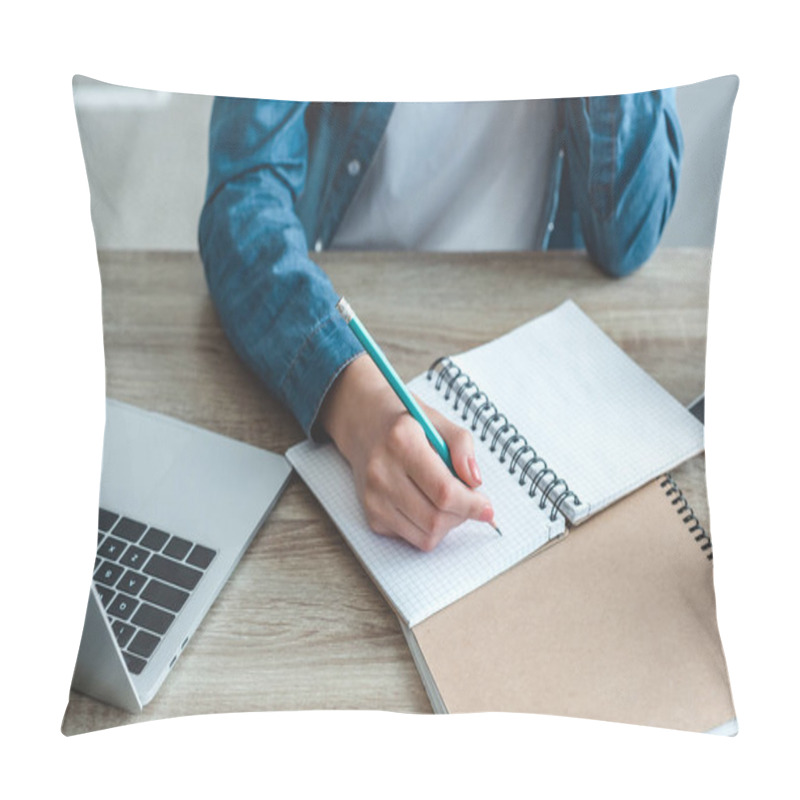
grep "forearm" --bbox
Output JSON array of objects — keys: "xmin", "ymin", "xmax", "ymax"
[
  {"xmin": 200, "ymin": 182, "xmax": 360, "ymax": 437},
  {"xmin": 563, "ymin": 90, "xmax": 683, "ymax": 276},
  {"xmin": 199, "ymin": 99, "xmax": 361, "ymax": 437}
]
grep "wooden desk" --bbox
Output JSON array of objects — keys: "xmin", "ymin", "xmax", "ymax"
[{"xmin": 61, "ymin": 247, "xmax": 711, "ymax": 735}]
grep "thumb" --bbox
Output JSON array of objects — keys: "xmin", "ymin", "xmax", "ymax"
[{"xmin": 419, "ymin": 399, "xmax": 483, "ymax": 489}]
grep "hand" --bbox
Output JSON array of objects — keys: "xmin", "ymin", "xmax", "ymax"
[{"xmin": 319, "ymin": 354, "xmax": 495, "ymax": 551}]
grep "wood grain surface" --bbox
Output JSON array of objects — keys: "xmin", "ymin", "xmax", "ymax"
[{"xmin": 62, "ymin": 246, "xmax": 711, "ymax": 735}]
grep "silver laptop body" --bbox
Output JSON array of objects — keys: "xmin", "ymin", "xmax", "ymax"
[{"xmin": 71, "ymin": 399, "xmax": 292, "ymax": 711}]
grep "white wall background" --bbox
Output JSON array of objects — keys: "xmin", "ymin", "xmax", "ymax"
[{"xmin": 72, "ymin": 74, "xmax": 738, "ymax": 251}]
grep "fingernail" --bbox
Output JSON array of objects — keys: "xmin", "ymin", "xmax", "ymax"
[
  {"xmin": 479, "ymin": 505, "xmax": 494, "ymax": 524},
  {"xmin": 468, "ymin": 456, "xmax": 482, "ymax": 486}
]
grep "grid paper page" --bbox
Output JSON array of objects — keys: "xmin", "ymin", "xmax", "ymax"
[
  {"xmin": 431, "ymin": 300, "xmax": 705, "ymax": 523},
  {"xmin": 286, "ymin": 439, "xmax": 563, "ymax": 627}
]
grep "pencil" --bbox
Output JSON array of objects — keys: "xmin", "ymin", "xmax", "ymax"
[{"xmin": 336, "ymin": 297, "xmax": 501, "ymax": 537}]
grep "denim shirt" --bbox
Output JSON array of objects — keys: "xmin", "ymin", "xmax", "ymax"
[{"xmin": 199, "ymin": 93, "xmax": 683, "ymax": 439}]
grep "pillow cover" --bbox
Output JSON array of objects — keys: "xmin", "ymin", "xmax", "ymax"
[{"xmin": 64, "ymin": 75, "xmax": 738, "ymax": 736}]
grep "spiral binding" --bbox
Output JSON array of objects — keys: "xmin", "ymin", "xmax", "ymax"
[
  {"xmin": 659, "ymin": 475, "xmax": 713, "ymax": 561},
  {"xmin": 426, "ymin": 357, "xmax": 581, "ymax": 522}
]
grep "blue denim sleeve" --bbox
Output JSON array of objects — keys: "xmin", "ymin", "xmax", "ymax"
[
  {"xmin": 198, "ymin": 99, "xmax": 363, "ymax": 439},
  {"xmin": 563, "ymin": 90, "xmax": 683, "ymax": 276}
]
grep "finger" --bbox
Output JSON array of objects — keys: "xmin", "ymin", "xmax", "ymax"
[
  {"xmin": 366, "ymin": 461, "xmax": 467, "ymax": 544},
  {"xmin": 361, "ymin": 424, "xmax": 473, "ymax": 549},
  {"xmin": 362, "ymin": 481, "xmax": 441, "ymax": 551},
  {"xmin": 404, "ymin": 439, "xmax": 494, "ymax": 524},
  {"xmin": 381, "ymin": 501, "xmax": 459, "ymax": 553},
  {"xmin": 389, "ymin": 474, "xmax": 468, "ymax": 545},
  {"xmin": 386, "ymin": 507, "xmax": 443, "ymax": 552},
  {"xmin": 416, "ymin": 397, "xmax": 482, "ymax": 488}
]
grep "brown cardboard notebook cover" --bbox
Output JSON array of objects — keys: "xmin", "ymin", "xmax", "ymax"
[{"xmin": 409, "ymin": 478, "xmax": 736, "ymax": 732}]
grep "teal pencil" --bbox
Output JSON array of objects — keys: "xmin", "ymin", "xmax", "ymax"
[{"xmin": 336, "ymin": 297, "xmax": 501, "ymax": 536}]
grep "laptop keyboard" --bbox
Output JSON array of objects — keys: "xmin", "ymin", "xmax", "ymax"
[{"xmin": 95, "ymin": 508, "xmax": 216, "ymax": 676}]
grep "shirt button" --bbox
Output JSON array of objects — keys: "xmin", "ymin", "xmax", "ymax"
[
  {"xmin": 347, "ymin": 159, "xmax": 361, "ymax": 176},
  {"xmin": 547, "ymin": 222, "xmax": 555, "ymax": 232},
  {"xmin": 314, "ymin": 239, "xmax": 323, "ymax": 252}
]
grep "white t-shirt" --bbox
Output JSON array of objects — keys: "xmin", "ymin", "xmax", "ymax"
[{"xmin": 331, "ymin": 100, "xmax": 558, "ymax": 252}]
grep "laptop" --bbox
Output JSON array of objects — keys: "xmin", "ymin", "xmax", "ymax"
[
  {"xmin": 70, "ymin": 398, "xmax": 292, "ymax": 712},
  {"xmin": 689, "ymin": 393, "xmax": 704, "ymax": 423}
]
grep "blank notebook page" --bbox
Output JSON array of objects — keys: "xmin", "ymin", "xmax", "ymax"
[
  {"xmin": 414, "ymin": 300, "xmax": 705, "ymax": 524},
  {"xmin": 286, "ymin": 440, "xmax": 563, "ymax": 627}
]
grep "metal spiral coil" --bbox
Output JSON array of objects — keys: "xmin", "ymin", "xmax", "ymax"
[
  {"xmin": 454, "ymin": 378, "xmax": 477, "ymax": 410},
  {"xmin": 426, "ymin": 357, "xmax": 581, "ymax": 522},
  {"xmin": 462, "ymin": 389, "xmax": 489, "ymax": 424},
  {"xmin": 659, "ymin": 475, "xmax": 713, "ymax": 560}
]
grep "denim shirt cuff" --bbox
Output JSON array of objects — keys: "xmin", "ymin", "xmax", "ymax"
[{"xmin": 280, "ymin": 311, "xmax": 364, "ymax": 441}]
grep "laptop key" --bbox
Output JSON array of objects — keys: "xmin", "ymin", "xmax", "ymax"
[
  {"xmin": 94, "ymin": 561, "xmax": 124, "ymax": 587},
  {"xmin": 108, "ymin": 593, "xmax": 139, "ymax": 621},
  {"xmin": 122, "ymin": 651, "xmax": 147, "ymax": 675},
  {"xmin": 94, "ymin": 584, "xmax": 115, "ymax": 608},
  {"xmin": 163, "ymin": 536, "xmax": 193, "ymax": 561},
  {"xmin": 98, "ymin": 508, "xmax": 119, "ymax": 532},
  {"xmin": 119, "ymin": 544, "xmax": 148, "ymax": 569},
  {"xmin": 128, "ymin": 630, "xmax": 161, "ymax": 660},
  {"xmin": 132, "ymin": 603, "xmax": 176, "ymax": 636},
  {"xmin": 186, "ymin": 544, "xmax": 216, "ymax": 570},
  {"xmin": 144, "ymin": 554, "xmax": 203, "ymax": 591},
  {"xmin": 119, "ymin": 570, "xmax": 148, "ymax": 596},
  {"xmin": 112, "ymin": 517, "xmax": 147, "ymax": 543},
  {"xmin": 112, "ymin": 620, "xmax": 135, "ymax": 649},
  {"xmin": 141, "ymin": 579, "xmax": 190, "ymax": 613},
  {"xmin": 140, "ymin": 527, "xmax": 170, "ymax": 552},
  {"xmin": 98, "ymin": 536, "xmax": 126, "ymax": 561}
]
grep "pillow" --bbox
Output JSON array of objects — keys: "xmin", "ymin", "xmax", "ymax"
[{"xmin": 64, "ymin": 75, "xmax": 738, "ymax": 736}]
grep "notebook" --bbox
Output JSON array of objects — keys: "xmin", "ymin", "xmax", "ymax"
[
  {"xmin": 402, "ymin": 475, "xmax": 736, "ymax": 732},
  {"xmin": 70, "ymin": 399, "xmax": 292, "ymax": 712},
  {"xmin": 286, "ymin": 300, "xmax": 735, "ymax": 731},
  {"xmin": 287, "ymin": 300, "xmax": 705, "ymax": 628}
]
